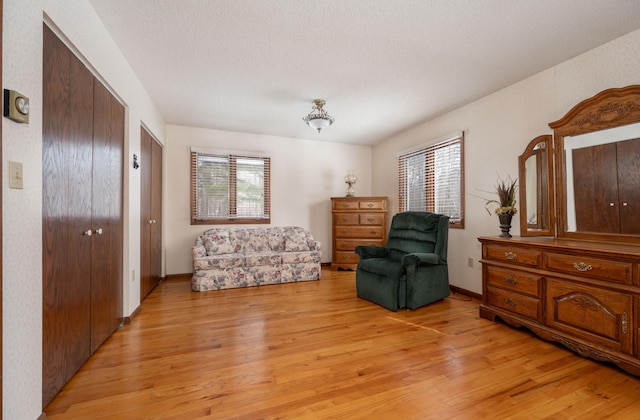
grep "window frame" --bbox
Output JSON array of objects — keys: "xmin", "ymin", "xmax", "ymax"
[
  {"xmin": 397, "ymin": 132, "xmax": 465, "ymax": 228},
  {"xmin": 190, "ymin": 148, "xmax": 271, "ymax": 225}
]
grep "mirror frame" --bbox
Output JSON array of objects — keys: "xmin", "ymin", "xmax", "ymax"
[
  {"xmin": 549, "ymin": 85, "xmax": 640, "ymax": 244},
  {"xmin": 519, "ymin": 135, "xmax": 554, "ymax": 237}
]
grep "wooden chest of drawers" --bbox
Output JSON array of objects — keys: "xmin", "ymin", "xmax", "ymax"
[
  {"xmin": 331, "ymin": 197, "xmax": 387, "ymax": 270},
  {"xmin": 479, "ymin": 236, "xmax": 640, "ymax": 376}
]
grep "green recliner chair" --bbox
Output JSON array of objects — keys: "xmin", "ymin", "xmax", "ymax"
[{"xmin": 354, "ymin": 211, "xmax": 450, "ymax": 311}]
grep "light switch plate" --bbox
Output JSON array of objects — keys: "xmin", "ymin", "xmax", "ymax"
[{"xmin": 9, "ymin": 161, "xmax": 23, "ymax": 189}]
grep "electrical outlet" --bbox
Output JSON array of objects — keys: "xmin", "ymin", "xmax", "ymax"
[{"xmin": 467, "ymin": 257, "xmax": 474, "ymax": 268}]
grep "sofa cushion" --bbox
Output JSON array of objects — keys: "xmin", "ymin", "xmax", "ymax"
[
  {"xmin": 284, "ymin": 229, "xmax": 311, "ymax": 252},
  {"xmin": 245, "ymin": 252, "xmax": 283, "ymax": 267},
  {"xmin": 202, "ymin": 229, "xmax": 235, "ymax": 255},
  {"xmin": 230, "ymin": 228, "xmax": 269, "ymax": 253},
  {"xmin": 267, "ymin": 227, "xmax": 286, "ymax": 252},
  {"xmin": 281, "ymin": 250, "xmax": 321, "ymax": 264},
  {"xmin": 193, "ymin": 253, "xmax": 245, "ymax": 271}
]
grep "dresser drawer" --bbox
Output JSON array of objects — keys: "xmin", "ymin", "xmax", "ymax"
[
  {"xmin": 332, "ymin": 199, "xmax": 359, "ymax": 210},
  {"xmin": 334, "ymin": 213, "xmax": 359, "ymax": 225},
  {"xmin": 359, "ymin": 213, "xmax": 384, "ymax": 225},
  {"xmin": 486, "ymin": 266, "xmax": 542, "ymax": 297},
  {"xmin": 485, "ymin": 244, "xmax": 542, "ymax": 268},
  {"xmin": 359, "ymin": 199, "xmax": 386, "ymax": 210},
  {"xmin": 334, "ymin": 251, "xmax": 360, "ymax": 264},
  {"xmin": 487, "ymin": 286, "xmax": 541, "ymax": 321},
  {"xmin": 335, "ymin": 239, "xmax": 384, "ymax": 250},
  {"xmin": 545, "ymin": 252, "xmax": 632, "ymax": 285},
  {"xmin": 335, "ymin": 226, "xmax": 385, "ymax": 239}
]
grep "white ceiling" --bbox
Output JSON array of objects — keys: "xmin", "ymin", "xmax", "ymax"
[{"xmin": 88, "ymin": 0, "xmax": 640, "ymax": 146}]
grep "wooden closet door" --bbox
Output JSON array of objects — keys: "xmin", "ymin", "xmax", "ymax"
[
  {"xmin": 91, "ymin": 81, "xmax": 124, "ymax": 353},
  {"xmin": 42, "ymin": 25, "xmax": 93, "ymax": 407},
  {"xmin": 617, "ymin": 138, "xmax": 640, "ymax": 235},
  {"xmin": 140, "ymin": 127, "xmax": 162, "ymax": 299},
  {"xmin": 140, "ymin": 128, "xmax": 153, "ymax": 297},
  {"xmin": 151, "ymin": 138, "xmax": 163, "ymax": 290},
  {"xmin": 572, "ymin": 143, "xmax": 620, "ymax": 233}
]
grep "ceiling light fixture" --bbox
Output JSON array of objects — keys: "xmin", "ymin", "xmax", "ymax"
[{"xmin": 303, "ymin": 99, "xmax": 334, "ymax": 133}]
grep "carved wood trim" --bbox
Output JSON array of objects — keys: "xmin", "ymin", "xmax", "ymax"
[
  {"xmin": 550, "ymin": 85, "xmax": 640, "ymax": 244},
  {"xmin": 555, "ymin": 292, "xmax": 616, "ymax": 318},
  {"xmin": 549, "ymin": 85, "xmax": 640, "ymax": 136}
]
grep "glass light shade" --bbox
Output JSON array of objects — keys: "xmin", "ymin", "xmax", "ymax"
[{"xmin": 308, "ymin": 118, "xmax": 330, "ymax": 130}]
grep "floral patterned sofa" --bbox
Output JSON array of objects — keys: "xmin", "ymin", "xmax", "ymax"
[{"xmin": 192, "ymin": 226, "xmax": 322, "ymax": 291}]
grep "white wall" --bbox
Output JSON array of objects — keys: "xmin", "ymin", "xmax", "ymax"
[
  {"xmin": 166, "ymin": 125, "xmax": 372, "ymax": 274},
  {"xmin": 3, "ymin": 1, "xmax": 165, "ymax": 417},
  {"xmin": 372, "ymin": 28, "xmax": 640, "ymax": 294}
]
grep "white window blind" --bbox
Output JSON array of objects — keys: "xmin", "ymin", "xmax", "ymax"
[
  {"xmin": 398, "ymin": 132, "xmax": 464, "ymax": 228},
  {"xmin": 191, "ymin": 150, "xmax": 270, "ymax": 224}
]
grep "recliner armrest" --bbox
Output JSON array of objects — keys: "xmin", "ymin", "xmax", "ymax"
[
  {"xmin": 354, "ymin": 245, "xmax": 389, "ymax": 259},
  {"xmin": 401, "ymin": 252, "xmax": 440, "ymax": 267}
]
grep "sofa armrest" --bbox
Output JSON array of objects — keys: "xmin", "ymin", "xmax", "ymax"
[
  {"xmin": 309, "ymin": 240, "xmax": 321, "ymax": 251},
  {"xmin": 354, "ymin": 245, "xmax": 389, "ymax": 259},
  {"xmin": 193, "ymin": 244, "xmax": 207, "ymax": 259},
  {"xmin": 401, "ymin": 252, "xmax": 440, "ymax": 267}
]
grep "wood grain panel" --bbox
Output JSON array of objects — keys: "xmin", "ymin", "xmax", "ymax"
[
  {"xmin": 617, "ymin": 137, "xmax": 640, "ymax": 234},
  {"xmin": 42, "ymin": 25, "xmax": 124, "ymax": 407},
  {"xmin": 150, "ymin": 137, "xmax": 163, "ymax": 291},
  {"xmin": 572, "ymin": 143, "xmax": 620, "ymax": 233},
  {"xmin": 140, "ymin": 127, "xmax": 152, "ymax": 298},
  {"xmin": 42, "ymin": 24, "xmax": 92, "ymax": 408},
  {"xmin": 90, "ymin": 81, "xmax": 124, "ymax": 353},
  {"xmin": 546, "ymin": 278, "xmax": 632, "ymax": 354},
  {"xmin": 141, "ymin": 127, "xmax": 162, "ymax": 299},
  {"xmin": 90, "ymin": 80, "xmax": 112, "ymax": 354},
  {"xmin": 108, "ymin": 89, "xmax": 124, "ymax": 332}
]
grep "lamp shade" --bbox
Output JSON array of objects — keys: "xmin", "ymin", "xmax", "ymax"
[{"xmin": 303, "ymin": 99, "xmax": 334, "ymax": 133}]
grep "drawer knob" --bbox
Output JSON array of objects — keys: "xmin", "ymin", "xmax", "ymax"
[
  {"xmin": 342, "ymin": 217, "xmax": 350, "ymax": 222},
  {"xmin": 504, "ymin": 252, "xmax": 517, "ymax": 260},
  {"xmin": 367, "ymin": 203, "xmax": 374, "ymax": 208},
  {"xmin": 369, "ymin": 230, "xmax": 377, "ymax": 235},
  {"xmin": 341, "ymin": 242, "xmax": 348, "ymax": 247},
  {"xmin": 367, "ymin": 218, "xmax": 374, "ymax": 222},
  {"xmin": 342, "ymin": 204, "xmax": 349, "ymax": 208},
  {"xmin": 344, "ymin": 255, "xmax": 350, "ymax": 260},
  {"xmin": 573, "ymin": 262, "xmax": 593, "ymax": 272},
  {"xmin": 504, "ymin": 298, "xmax": 517, "ymax": 307},
  {"xmin": 341, "ymin": 229, "xmax": 347, "ymax": 234},
  {"xmin": 504, "ymin": 277, "xmax": 517, "ymax": 286}
]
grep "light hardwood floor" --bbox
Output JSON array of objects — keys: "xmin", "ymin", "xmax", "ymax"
[{"xmin": 45, "ymin": 268, "xmax": 640, "ymax": 419}]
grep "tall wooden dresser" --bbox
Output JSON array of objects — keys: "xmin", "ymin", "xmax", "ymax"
[{"xmin": 331, "ymin": 197, "xmax": 388, "ymax": 270}]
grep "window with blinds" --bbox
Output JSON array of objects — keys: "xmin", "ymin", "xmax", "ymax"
[
  {"xmin": 397, "ymin": 132, "xmax": 464, "ymax": 228},
  {"xmin": 191, "ymin": 149, "xmax": 270, "ymax": 224}
]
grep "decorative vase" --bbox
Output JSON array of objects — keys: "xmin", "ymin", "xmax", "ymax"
[
  {"xmin": 498, "ymin": 213, "xmax": 513, "ymax": 237},
  {"xmin": 344, "ymin": 170, "xmax": 357, "ymax": 197}
]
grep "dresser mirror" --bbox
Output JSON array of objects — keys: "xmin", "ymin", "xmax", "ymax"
[
  {"xmin": 549, "ymin": 85, "xmax": 640, "ymax": 244},
  {"xmin": 518, "ymin": 135, "xmax": 554, "ymax": 236}
]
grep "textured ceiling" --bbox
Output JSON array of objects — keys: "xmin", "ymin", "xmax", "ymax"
[{"xmin": 88, "ymin": 0, "xmax": 640, "ymax": 145}]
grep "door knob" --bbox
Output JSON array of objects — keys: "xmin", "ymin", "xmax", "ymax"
[
  {"xmin": 83, "ymin": 230, "xmax": 92, "ymax": 236},
  {"xmin": 95, "ymin": 228, "xmax": 103, "ymax": 235}
]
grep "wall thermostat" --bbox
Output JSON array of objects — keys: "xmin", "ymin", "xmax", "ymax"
[{"xmin": 4, "ymin": 89, "xmax": 30, "ymax": 124}]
